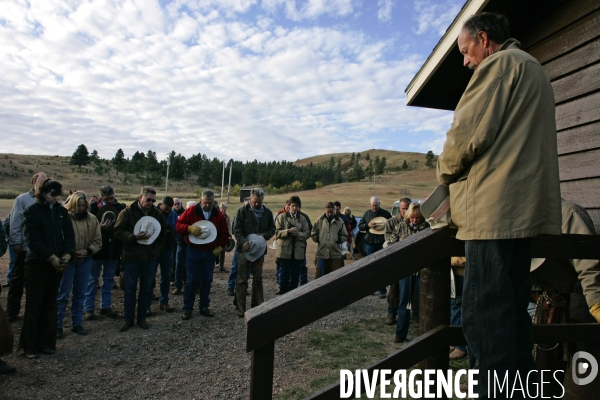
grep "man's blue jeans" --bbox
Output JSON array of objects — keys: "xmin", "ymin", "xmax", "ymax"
[
  {"xmin": 463, "ymin": 238, "xmax": 535, "ymax": 398},
  {"xmin": 366, "ymin": 243, "xmax": 386, "ymax": 296},
  {"xmin": 6, "ymin": 243, "xmax": 16, "ymax": 283},
  {"xmin": 227, "ymin": 251, "xmax": 250, "ymax": 291},
  {"xmin": 85, "ymin": 259, "xmax": 118, "ymax": 311},
  {"xmin": 174, "ymin": 242, "xmax": 187, "ymax": 290},
  {"xmin": 279, "ymin": 258, "xmax": 302, "ymax": 294},
  {"xmin": 123, "ymin": 260, "xmax": 155, "ymax": 322},
  {"xmin": 451, "ymin": 274, "xmax": 467, "ymax": 352},
  {"xmin": 183, "ymin": 247, "xmax": 215, "ymax": 311},
  {"xmin": 299, "ymin": 257, "xmax": 308, "ymax": 286},
  {"xmin": 395, "ymin": 274, "xmax": 420, "ymax": 340},
  {"xmin": 153, "ymin": 244, "xmax": 174, "ymax": 305},
  {"xmin": 57, "ymin": 257, "xmax": 93, "ymax": 328}
]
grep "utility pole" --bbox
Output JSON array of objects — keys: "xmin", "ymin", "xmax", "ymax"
[
  {"xmin": 227, "ymin": 161, "xmax": 233, "ymax": 203},
  {"xmin": 221, "ymin": 161, "xmax": 225, "ymax": 199},
  {"xmin": 165, "ymin": 159, "xmax": 171, "ymax": 197},
  {"xmin": 373, "ymin": 172, "xmax": 376, "ymax": 196}
]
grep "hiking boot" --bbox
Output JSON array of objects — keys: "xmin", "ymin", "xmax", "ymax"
[
  {"xmin": 394, "ymin": 336, "xmax": 407, "ymax": 343},
  {"xmin": 41, "ymin": 348, "xmax": 55, "ymax": 355},
  {"xmin": 100, "ymin": 308, "xmax": 118, "ymax": 318},
  {"xmin": 182, "ymin": 311, "xmax": 192, "ymax": 320},
  {"xmin": 71, "ymin": 326, "xmax": 88, "ymax": 335},
  {"xmin": 236, "ymin": 308, "xmax": 244, "ymax": 318},
  {"xmin": 199, "ymin": 308, "xmax": 214, "ymax": 317},
  {"xmin": 160, "ymin": 304, "xmax": 174, "ymax": 313},
  {"xmin": 138, "ymin": 319, "xmax": 149, "ymax": 329},
  {"xmin": 171, "ymin": 288, "xmax": 182, "ymax": 295},
  {"xmin": 385, "ymin": 314, "xmax": 396, "ymax": 325},
  {"xmin": 84, "ymin": 311, "xmax": 96, "ymax": 321},
  {"xmin": 0, "ymin": 359, "xmax": 16, "ymax": 374},
  {"xmin": 227, "ymin": 288, "xmax": 235, "ymax": 296},
  {"xmin": 219, "ymin": 267, "xmax": 228, "ymax": 272},
  {"xmin": 119, "ymin": 321, "xmax": 134, "ymax": 332}
]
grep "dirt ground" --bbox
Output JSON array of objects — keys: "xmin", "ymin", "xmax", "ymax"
[{"xmin": 0, "ymin": 235, "xmax": 403, "ymax": 399}]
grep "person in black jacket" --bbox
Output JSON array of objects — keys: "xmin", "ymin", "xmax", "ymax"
[
  {"xmin": 358, "ymin": 196, "xmax": 392, "ymax": 298},
  {"xmin": 19, "ymin": 179, "xmax": 75, "ymax": 359}
]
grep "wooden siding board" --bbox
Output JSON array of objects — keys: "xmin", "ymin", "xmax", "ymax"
[
  {"xmin": 557, "ymin": 120, "xmax": 600, "ymax": 155},
  {"xmin": 544, "ymin": 39, "xmax": 600, "ymax": 80},
  {"xmin": 552, "ymin": 61, "xmax": 600, "ymax": 104},
  {"xmin": 521, "ymin": 0, "xmax": 600, "ymax": 50},
  {"xmin": 528, "ymin": 11, "xmax": 600, "ymax": 65},
  {"xmin": 558, "ymin": 148, "xmax": 600, "ymax": 181},
  {"xmin": 561, "ymin": 178, "xmax": 600, "ymax": 208},
  {"xmin": 555, "ymin": 90, "xmax": 600, "ymax": 131}
]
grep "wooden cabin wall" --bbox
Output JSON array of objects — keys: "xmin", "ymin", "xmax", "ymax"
[{"xmin": 522, "ymin": 0, "xmax": 600, "ymax": 232}]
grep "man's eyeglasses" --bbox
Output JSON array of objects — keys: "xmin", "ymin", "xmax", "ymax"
[
  {"xmin": 103, "ymin": 197, "xmax": 115, "ymax": 202},
  {"xmin": 145, "ymin": 198, "xmax": 156, "ymax": 203}
]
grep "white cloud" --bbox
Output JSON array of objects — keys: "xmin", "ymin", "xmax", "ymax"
[
  {"xmin": 377, "ymin": 0, "xmax": 394, "ymax": 22},
  {"xmin": 261, "ymin": 0, "xmax": 356, "ymax": 21},
  {"xmin": 413, "ymin": 0, "xmax": 462, "ymax": 36},
  {"xmin": 0, "ymin": 0, "xmax": 453, "ymax": 162}
]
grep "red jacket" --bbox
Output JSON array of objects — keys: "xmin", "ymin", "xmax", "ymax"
[{"xmin": 175, "ymin": 204, "xmax": 229, "ymax": 251}]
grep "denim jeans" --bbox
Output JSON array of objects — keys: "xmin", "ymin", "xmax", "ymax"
[
  {"xmin": 123, "ymin": 260, "xmax": 155, "ymax": 322},
  {"xmin": 366, "ymin": 243, "xmax": 387, "ymax": 296},
  {"xmin": 395, "ymin": 274, "xmax": 420, "ymax": 339},
  {"xmin": 85, "ymin": 258, "xmax": 119, "ymax": 311},
  {"xmin": 451, "ymin": 274, "xmax": 467, "ymax": 352},
  {"xmin": 174, "ymin": 242, "xmax": 187, "ymax": 290},
  {"xmin": 299, "ymin": 257, "xmax": 308, "ymax": 286},
  {"xmin": 227, "ymin": 251, "xmax": 251, "ymax": 291},
  {"xmin": 279, "ymin": 258, "xmax": 302, "ymax": 295},
  {"xmin": 6, "ymin": 243, "xmax": 16, "ymax": 283},
  {"xmin": 463, "ymin": 239, "xmax": 535, "ymax": 398},
  {"xmin": 183, "ymin": 247, "xmax": 215, "ymax": 311},
  {"xmin": 56, "ymin": 257, "xmax": 93, "ymax": 329},
  {"xmin": 153, "ymin": 244, "xmax": 174, "ymax": 305}
]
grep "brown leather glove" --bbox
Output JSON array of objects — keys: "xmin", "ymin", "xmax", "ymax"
[
  {"xmin": 60, "ymin": 254, "xmax": 71, "ymax": 264},
  {"xmin": 590, "ymin": 302, "xmax": 600, "ymax": 323},
  {"xmin": 212, "ymin": 246, "xmax": 223, "ymax": 256},
  {"xmin": 48, "ymin": 255, "xmax": 66, "ymax": 273}
]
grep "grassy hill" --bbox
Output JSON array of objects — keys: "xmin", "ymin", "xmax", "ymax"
[{"xmin": 0, "ymin": 151, "xmax": 438, "ymax": 221}]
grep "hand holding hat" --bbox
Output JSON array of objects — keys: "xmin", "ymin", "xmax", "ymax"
[{"xmin": 213, "ymin": 246, "xmax": 223, "ymax": 256}]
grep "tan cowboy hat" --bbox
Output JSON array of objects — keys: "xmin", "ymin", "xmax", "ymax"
[
  {"xmin": 133, "ymin": 216, "xmax": 161, "ymax": 245},
  {"xmin": 188, "ymin": 220, "xmax": 217, "ymax": 245},
  {"xmin": 369, "ymin": 216, "xmax": 388, "ymax": 235},
  {"xmin": 530, "ymin": 258, "xmax": 546, "ymax": 272},
  {"xmin": 421, "ymin": 184, "xmax": 451, "ymax": 230},
  {"xmin": 244, "ymin": 234, "xmax": 266, "ymax": 262},
  {"xmin": 224, "ymin": 238, "xmax": 235, "ymax": 252}
]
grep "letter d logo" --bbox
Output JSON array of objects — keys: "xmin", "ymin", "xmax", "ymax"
[{"xmin": 572, "ymin": 351, "xmax": 598, "ymax": 386}]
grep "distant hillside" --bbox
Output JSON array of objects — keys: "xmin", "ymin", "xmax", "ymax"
[{"xmin": 295, "ymin": 149, "xmax": 435, "ymax": 172}]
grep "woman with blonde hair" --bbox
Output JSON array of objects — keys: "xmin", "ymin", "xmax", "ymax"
[
  {"xmin": 387, "ymin": 202, "xmax": 429, "ymax": 343},
  {"xmin": 56, "ymin": 191, "xmax": 101, "ymax": 338}
]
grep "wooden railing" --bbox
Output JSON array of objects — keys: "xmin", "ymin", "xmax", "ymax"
[{"xmin": 244, "ymin": 227, "xmax": 600, "ymax": 399}]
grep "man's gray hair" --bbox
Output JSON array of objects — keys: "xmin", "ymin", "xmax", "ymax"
[
  {"xmin": 370, "ymin": 196, "xmax": 380, "ymax": 205},
  {"xmin": 220, "ymin": 202, "xmax": 227, "ymax": 208},
  {"xmin": 251, "ymin": 188, "xmax": 265, "ymax": 198},
  {"xmin": 140, "ymin": 186, "xmax": 156, "ymax": 196},
  {"xmin": 201, "ymin": 189, "xmax": 215, "ymax": 199},
  {"xmin": 463, "ymin": 12, "xmax": 510, "ymax": 44},
  {"xmin": 100, "ymin": 185, "xmax": 115, "ymax": 197}
]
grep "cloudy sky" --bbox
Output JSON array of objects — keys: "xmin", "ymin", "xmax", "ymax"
[{"xmin": 0, "ymin": 0, "xmax": 463, "ymax": 162}]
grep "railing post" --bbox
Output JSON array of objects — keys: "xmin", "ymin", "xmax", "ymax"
[
  {"xmin": 249, "ymin": 341, "xmax": 275, "ymax": 399},
  {"xmin": 418, "ymin": 257, "xmax": 451, "ymax": 379}
]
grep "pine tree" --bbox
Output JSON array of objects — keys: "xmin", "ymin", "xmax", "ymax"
[
  {"xmin": 376, "ymin": 156, "xmax": 386, "ymax": 174},
  {"xmin": 402, "ymin": 160, "xmax": 409, "ymax": 170},
  {"xmin": 365, "ymin": 153, "xmax": 370, "ymax": 161},
  {"xmin": 70, "ymin": 144, "xmax": 90, "ymax": 167},
  {"xmin": 112, "ymin": 148, "xmax": 126, "ymax": 170},
  {"xmin": 425, "ymin": 151, "xmax": 435, "ymax": 168},
  {"xmin": 350, "ymin": 152, "xmax": 355, "ymax": 166}
]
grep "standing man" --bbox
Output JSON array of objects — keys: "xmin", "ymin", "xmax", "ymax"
[
  {"xmin": 226, "ymin": 197, "xmax": 251, "ymax": 297},
  {"xmin": 85, "ymin": 185, "xmax": 125, "ymax": 320},
  {"xmin": 6, "ymin": 172, "xmax": 48, "ymax": 322},
  {"xmin": 384, "ymin": 197, "xmax": 411, "ymax": 325},
  {"xmin": 437, "ymin": 13, "xmax": 560, "ymax": 397},
  {"xmin": 358, "ymin": 196, "xmax": 392, "ymax": 298},
  {"xmin": 275, "ymin": 196, "xmax": 310, "ymax": 295},
  {"xmin": 171, "ymin": 198, "xmax": 187, "ymax": 295},
  {"xmin": 311, "ymin": 202, "xmax": 348, "ymax": 278},
  {"xmin": 152, "ymin": 196, "xmax": 177, "ymax": 312},
  {"xmin": 176, "ymin": 190, "xmax": 228, "ymax": 320},
  {"xmin": 216, "ymin": 202, "xmax": 231, "ymax": 273},
  {"xmin": 233, "ymin": 188, "xmax": 275, "ymax": 317},
  {"xmin": 113, "ymin": 186, "xmax": 166, "ymax": 331},
  {"xmin": 333, "ymin": 201, "xmax": 352, "ymax": 265}
]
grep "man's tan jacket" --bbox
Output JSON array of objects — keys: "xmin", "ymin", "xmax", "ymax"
[
  {"xmin": 311, "ymin": 214, "xmax": 348, "ymax": 260},
  {"xmin": 437, "ymin": 39, "xmax": 561, "ymax": 240}
]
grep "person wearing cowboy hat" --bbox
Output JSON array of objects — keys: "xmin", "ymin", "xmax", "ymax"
[
  {"xmin": 358, "ymin": 196, "xmax": 392, "ymax": 298},
  {"xmin": 175, "ymin": 189, "xmax": 229, "ymax": 320},
  {"xmin": 113, "ymin": 186, "xmax": 166, "ymax": 332},
  {"xmin": 232, "ymin": 188, "xmax": 275, "ymax": 317}
]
